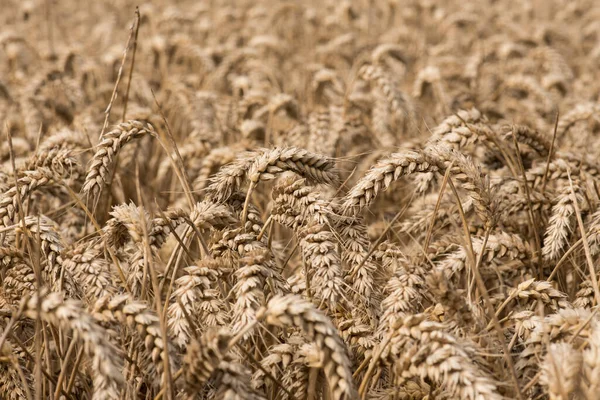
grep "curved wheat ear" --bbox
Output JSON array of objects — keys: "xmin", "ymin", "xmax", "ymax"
[
  {"xmin": 206, "ymin": 146, "xmax": 338, "ymax": 203},
  {"xmin": 507, "ymin": 279, "xmax": 571, "ymax": 312},
  {"xmin": 2, "ymin": 249, "xmax": 36, "ymax": 305},
  {"xmin": 252, "ymin": 335, "xmax": 310, "ymax": 398},
  {"xmin": 541, "ymin": 342, "xmax": 583, "ymax": 400},
  {"xmin": 256, "ymin": 294, "xmax": 358, "ymax": 400},
  {"xmin": 582, "ymin": 322, "xmax": 600, "ymax": 400},
  {"xmin": 103, "ymin": 203, "xmax": 154, "ymax": 297},
  {"xmin": 190, "ymin": 146, "xmax": 237, "ymax": 192},
  {"xmin": 82, "ymin": 120, "xmax": 156, "ymax": 198},
  {"xmin": 230, "ymin": 249, "xmax": 276, "ymax": 334},
  {"xmin": 156, "ymin": 139, "xmax": 211, "ymax": 184},
  {"xmin": 168, "ymin": 260, "xmax": 229, "ymax": 348},
  {"xmin": 307, "ymin": 106, "xmax": 336, "ymax": 155},
  {"xmin": 377, "ymin": 252, "xmax": 430, "ymax": 339},
  {"xmin": 0, "ymin": 343, "xmax": 30, "ymax": 400},
  {"xmin": 14, "ymin": 215, "xmax": 63, "ymax": 273},
  {"xmin": 385, "ymin": 314, "xmax": 503, "ymax": 400},
  {"xmin": 341, "ymin": 149, "xmax": 439, "ymax": 215},
  {"xmin": 517, "ymin": 308, "xmax": 592, "ymax": 382},
  {"xmin": 543, "ymin": 183, "xmax": 584, "ymax": 260},
  {"xmin": 332, "ymin": 212, "xmax": 377, "ymax": 318},
  {"xmin": 103, "ymin": 202, "xmax": 152, "ymax": 249},
  {"xmin": 345, "ymin": 145, "xmax": 495, "ymax": 224},
  {"xmin": 557, "ymin": 102, "xmax": 600, "ymax": 136},
  {"xmin": 61, "ymin": 240, "xmax": 116, "ymax": 304},
  {"xmin": 184, "ymin": 327, "xmax": 266, "ymax": 399},
  {"xmin": 504, "ymin": 74, "xmax": 554, "ymax": 111},
  {"xmin": 0, "ymin": 168, "xmax": 59, "ymax": 226},
  {"xmin": 436, "ymin": 232, "xmax": 532, "ymax": 279},
  {"xmin": 271, "ymin": 177, "xmax": 344, "ymax": 307},
  {"xmin": 426, "ymin": 145, "xmax": 496, "ymax": 227},
  {"xmin": 502, "ymin": 124, "xmax": 551, "ymax": 156},
  {"xmin": 12, "ymin": 215, "xmax": 83, "ymax": 297},
  {"xmin": 22, "ymin": 291, "xmax": 124, "ymax": 400},
  {"xmin": 27, "ymin": 147, "xmax": 80, "ymax": 178},
  {"xmin": 93, "ymin": 294, "xmax": 178, "ymax": 387},
  {"xmin": 426, "ymin": 108, "xmax": 493, "ymax": 150},
  {"xmin": 496, "ymin": 178, "xmax": 551, "ymax": 218},
  {"xmin": 358, "ymin": 64, "xmax": 416, "ymax": 131}
]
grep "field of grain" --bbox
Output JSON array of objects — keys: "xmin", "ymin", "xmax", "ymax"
[{"xmin": 1, "ymin": 0, "xmax": 600, "ymax": 399}]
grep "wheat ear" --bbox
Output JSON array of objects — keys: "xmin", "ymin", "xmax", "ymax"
[
  {"xmin": 256, "ymin": 294, "xmax": 358, "ymax": 400},
  {"xmin": 83, "ymin": 120, "xmax": 156, "ymax": 198}
]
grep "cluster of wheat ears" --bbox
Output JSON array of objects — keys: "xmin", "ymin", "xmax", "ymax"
[{"xmin": 1, "ymin": 0, "xmax": 600, "ymax": 399}]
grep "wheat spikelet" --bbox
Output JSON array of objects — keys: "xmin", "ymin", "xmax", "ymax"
[
  {"xmin": 183, "ymin": 328, "xmax": 231, "ymax": 392},
  {"xmin": 229, "ymin": 249, "xmax": 288, "ymax": 334},
  {"xmin": 104, "ymin": 202, "xmax": 152, "ymax": 248},
  {"xmin": 14, "ymin": 215, "xmax": 63, "ymax": 273},
  {"xmin": 436, "ymin": 232, "xmax": 532, "ymax": 278},
  {"xmin": 426, "ymin": 108, "xmax": 492, "ymax": 150},
  {"xmin": 426, "ymin": 270, "xmax": 476, "ymax": 330},
  {"xmin": 26, "ymin": 147, "xmax": 80, "ymax": 178},
  {"xmin": 229, "ymin": 249, "xmax": 271, "ymax": 330},
  {"xmin": 334, "ymin": 213, "xmax": 377, "ymax": 317},
  {"xmin": 496, "ymin": 178, "xmax": 551, "ymax": 217},
  {"xmin": 426, "ymin": 144, "xmax": 496, "ymax": 227}
]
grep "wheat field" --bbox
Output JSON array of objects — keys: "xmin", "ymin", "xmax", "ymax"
[{"xmin": 1, "ymin": 0, "xmax": 600, "ymax": 399}]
